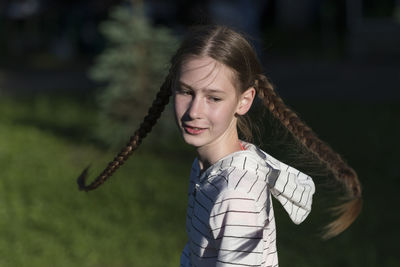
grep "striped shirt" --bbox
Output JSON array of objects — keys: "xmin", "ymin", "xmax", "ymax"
[{"xmin": 180, "ymin": 142, "xmax": 315, "ymax": 267}]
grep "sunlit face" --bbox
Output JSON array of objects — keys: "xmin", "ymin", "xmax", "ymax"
[{"xmin": 173, "ymin": 56, "xmax": 241, "ymax": 150}]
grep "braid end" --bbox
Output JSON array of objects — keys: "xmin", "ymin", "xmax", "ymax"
[
  {"xmin": 322, "ymin": 197, "xmax": 363, "ymax": 239},
  {"xmin": 77, "ymin": 165, "xmax": 91, "ymax": 192}
]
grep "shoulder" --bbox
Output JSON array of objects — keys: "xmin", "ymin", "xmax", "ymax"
[{"xmin": 204, "ymin": 165, "xmax": 269, "ymax": 209}]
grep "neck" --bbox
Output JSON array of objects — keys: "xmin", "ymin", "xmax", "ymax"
[{"xmin": 196, "ymin": 127, "xmax": 242, "ymax": 172}]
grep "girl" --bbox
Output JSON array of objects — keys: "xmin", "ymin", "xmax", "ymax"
[{"xmin": 78, "ymin": 25, "xmax": 362, "ymax": 266}]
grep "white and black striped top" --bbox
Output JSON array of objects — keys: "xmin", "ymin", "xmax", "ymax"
[{"xmin": 180, "ymin": 142, "xmax": 315, "ymax": 267}]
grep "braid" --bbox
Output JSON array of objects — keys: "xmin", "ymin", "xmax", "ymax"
[
  {"xmin": 77, "ymin": 73, "xmax": 173, "ymax": 191},
  {"xmin": 255, "ymin": 74, "xmax": 362, "ymax": 239}
]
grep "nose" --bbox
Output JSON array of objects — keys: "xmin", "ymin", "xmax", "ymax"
[{"xmin": 187, "ymin": 95, "xmax": 203, "ymax": 119}]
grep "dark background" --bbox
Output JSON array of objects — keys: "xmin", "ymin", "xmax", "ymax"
[
  {"xmin": 1, "ymin": 0, "xmax": 399, "ymax": 98},
  {"xmin": 0, "ymin": 0, "xmax": 399, "ymax": 266}
]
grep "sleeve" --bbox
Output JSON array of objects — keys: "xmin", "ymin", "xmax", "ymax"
[
  {"xmin": 209, "ymin": 189, "xmax": 264, "ymax": 267},
  {"xmin": 267, "ymin": 163, "xmax": 315, "ymax": 224}
]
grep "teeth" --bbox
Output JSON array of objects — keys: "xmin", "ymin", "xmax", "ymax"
[{"xmin": 185, "ymin": 126, "xmax": 203, "ymax": 131}]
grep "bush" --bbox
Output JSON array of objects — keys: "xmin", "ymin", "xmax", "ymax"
[{"xmin": 90, "ymin": 3, "xmax": 179, "ymax": 148}]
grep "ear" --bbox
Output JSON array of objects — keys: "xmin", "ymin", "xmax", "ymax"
[{"xmin": 236, "ymin": 87, "xmax": 256, "ymax": 115}]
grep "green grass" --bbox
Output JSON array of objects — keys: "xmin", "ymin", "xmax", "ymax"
[
  {"xmin": 0, "ymin": 95, "xmax": 399, "ymax": 266},
  {"xmin": 0, "ymin": 95, "xmax": 191, "ymax": 266}
]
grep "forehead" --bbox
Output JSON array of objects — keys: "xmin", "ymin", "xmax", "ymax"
[{"xmin": 179, "ymin": 56, "xmax": 237, "ymax": 93}]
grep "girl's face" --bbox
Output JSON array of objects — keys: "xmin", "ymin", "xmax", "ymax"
[{"xmin": 174, "ymin": 56, "xmax": 249, "ymax": 151}]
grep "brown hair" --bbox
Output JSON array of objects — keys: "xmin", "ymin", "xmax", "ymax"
[{"xmin": 78, "ymin": 25, "xmax": 362, "ymax": 238}]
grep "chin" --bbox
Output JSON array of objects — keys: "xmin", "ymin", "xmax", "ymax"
[
  {"xmin": 181, "ymin": 132, "xmax": 208, "ymax": 148},
  {"xmin": 182, "ymin": 136, "xmax": 203, "ymax": 148}
]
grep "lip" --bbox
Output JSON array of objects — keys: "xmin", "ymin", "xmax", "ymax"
[{"xmin": 183, "ymin": 124, "xmax": 207, "ymax": 135}]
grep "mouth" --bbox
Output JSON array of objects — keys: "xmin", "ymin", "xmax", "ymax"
[{"xmin": 183, "ymin": 124, "xmax": 207, "ymax": 135}]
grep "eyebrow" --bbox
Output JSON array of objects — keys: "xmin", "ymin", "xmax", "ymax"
[{"xmin": 179, "ymin": 81, "xmax": 226, "ymax": 94}]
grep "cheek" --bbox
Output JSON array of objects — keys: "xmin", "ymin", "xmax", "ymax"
[
  {"xmin": 210, "ymin": 104, "xmax": 237, "ymax": 126},
  {"xmin": 173, "ymin": 103, "xmax": 180, "ymax": 120},
  {"xmin": 173, "ymin": 95, "xmax": 186, "ymax": 118}
]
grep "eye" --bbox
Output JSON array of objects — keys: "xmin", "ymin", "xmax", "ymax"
[
  {"xmin": 208, "ymin": 96, "xmax": 222, "ymax": 102},
  {"xmin": 176, "ymin": 87, "xmax": 193, "ymax": 96}
]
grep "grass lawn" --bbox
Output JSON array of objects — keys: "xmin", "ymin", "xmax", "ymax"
[
  {"xmin": 0, "ymin": 94, "xmax": 398, "ymax": 266},
  {"xmin": 0, "ymin": 95, "xmax": 191, "ymax": 267}
]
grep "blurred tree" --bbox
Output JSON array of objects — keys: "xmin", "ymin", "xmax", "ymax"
[{"xmin": 90, "ymin": 1, "xmax": 178, "ymax": 148}]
